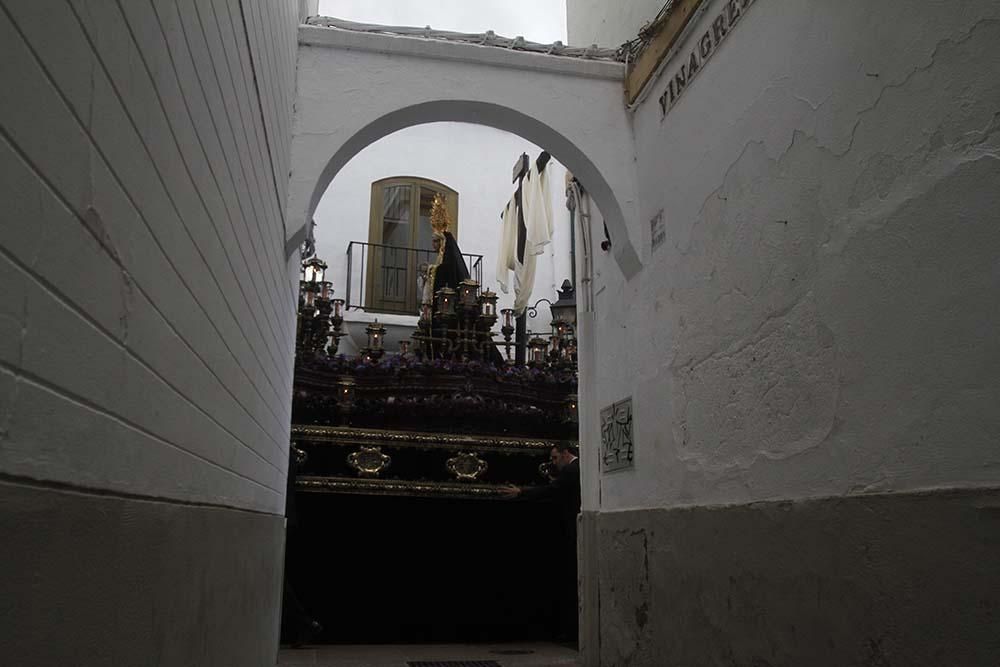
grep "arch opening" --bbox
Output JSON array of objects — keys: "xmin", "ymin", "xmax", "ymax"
[{"xmin": 296, "ymin": 100, "xmax": 641, "ymax": 278}]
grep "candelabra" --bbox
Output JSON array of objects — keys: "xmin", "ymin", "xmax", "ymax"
[
  {"xmin": 412, "ymin": 280, "xmax": 500, "ymax": 361},
  {"xmin": 525, "ymin": 279, "xmax": 578, "ymax": 367},
  {"xmin": 499, "ymin": 307, "xmax": 516, "ymax": 360},
  {"xmin": 296, "ymin": 255, "xmax": 346, "ymax": 357}
]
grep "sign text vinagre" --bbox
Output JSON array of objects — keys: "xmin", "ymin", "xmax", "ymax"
[{"xmin": 659, "ymin": 0, "xmax": 757, "ymax": 118}]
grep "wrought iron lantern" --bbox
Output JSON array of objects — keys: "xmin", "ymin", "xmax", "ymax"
[
  {"xmin": 548, "ymin": 319, "xmax": 575, "ymax": 363},
  {"xmin": 435, "ymin": 287, "xmax": 456, "ymax": 318},
  {"xmin": 525, "ymin": 280, "xmax": 576, "ymax": 339},
  {"xmin": 500, "ymin": 307, "xmax": 516, "ymax": 360},
  {"xmin": 564, "ymin": 393, "xmax": 579, "ymax": 423},
  {"xmin": 337, "ymin": 377, "xmax": 356, "ymax": 403},
  {"xmin": 458, "ymin": 279, "xmax": 479, "ymax": 312},
  {"xmin": 327, "ymin": 298, "xmax": 346, "ymax": 355},
  {"xmin": 302, "ymin": 257, "xmax": 327, "ymax": 284},
  {"xmin": 302, "ymin": 282, "xmax": 317, "ymax": 308},
  {"xmin": 501, "ymin": 307, "xmax": 515, "ymax": 331},
  {"xmin": 364, "ymin": 319, "xmax": 386, "ymax": 361},
  {"xmin": 336, "ymin": 377, "xmax": 356, "ymax": 418},
  {"xmin": 480, "ymin": 289, "xmax": 498, "ymax": 318},
  {"xmin": 520, "ymin": 280, "xmax": 581, "ymax": 368},
  {"xmin": 548, "ymin": 279, "xmax": 577, "ymax": 329},
  {"xmin": 528, "ymin": 336, "xmax": 548, "ymax": 365},
  {"xmin": 564, "ymin": 335, "xmax": 578, "ymax": 363},
  {"xmin": 367, "ymin": 319, "xmax": 385, "ymax": 350},
  {"xmin": 553, "ymin": 319, "xmax": 571, "ymax": 339}
]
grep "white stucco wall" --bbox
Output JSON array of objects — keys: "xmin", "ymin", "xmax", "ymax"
[
  {"xmin": 313, "ymin": 122, "xmax": 574, "ymax": 349},
  {"xmin": 0, "ymin": 0, "xmax": 298, "ymax": 514},
  {"xmin": 567, "ymin": 0, "xmax": 663, "ymax": 47},
  {"xmin": 571, "ymin": 0, "xmax": 1000, "ymax": 511}
]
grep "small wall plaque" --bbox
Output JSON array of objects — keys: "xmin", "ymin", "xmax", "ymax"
[
  {"xmin": 650, "ymin": 210, "xmax": 665, "ymax": 252},
  {"xmin": 600, "ymin": 397, "xmax": 634, "ymax": 473}
]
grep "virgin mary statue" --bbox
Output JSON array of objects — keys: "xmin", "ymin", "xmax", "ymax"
[{"xmin": 422, "ymin": 194, "xmax": 469, "ymax": 305}]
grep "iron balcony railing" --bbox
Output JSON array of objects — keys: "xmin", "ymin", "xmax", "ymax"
[{"xmin": 346, "ymin": 241, "xmax": 484, "ymax": 316}]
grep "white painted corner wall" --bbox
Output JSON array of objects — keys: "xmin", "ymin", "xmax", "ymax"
[
  {"xmin": 567, "ymin": 0, "xmax": 665, "ymax": 48},
  {"xmin": 570, "ymin": 0, "xmax": 1000, "ymax": 511},
  {"xmin": 0, "ymin": 0, "xmax": 299, "ymax": 515}
]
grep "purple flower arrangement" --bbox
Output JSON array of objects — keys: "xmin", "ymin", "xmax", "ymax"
[{"xmin": 312, "ymin": 354, "xmax": 577, "ymax": 387}]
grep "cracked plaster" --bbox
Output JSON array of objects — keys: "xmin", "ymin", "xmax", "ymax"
[
  {"xmin": 672, "ymin": 294, "xmax": 840, "ymax": 474},
  {"xmin": 581, "ymin": 0, "xmax": 1000, "ymax": 511}
]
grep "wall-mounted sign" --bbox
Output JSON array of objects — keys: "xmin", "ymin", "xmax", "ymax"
[
  {"xmin": 659, "ymin": 0, "xmax": 758, "ymax": 119},
  {"xmin": 600, "ymin": 397, "xmax": 634, "ymax": 473},
  {"xmin": 650, "ymin": 210, "xmax": 666, "ymax": 252}
]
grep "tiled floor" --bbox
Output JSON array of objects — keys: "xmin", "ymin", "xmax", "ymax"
[{"xmin": 277, "ymin": 642, "xmax": 580, "ymax": 666}]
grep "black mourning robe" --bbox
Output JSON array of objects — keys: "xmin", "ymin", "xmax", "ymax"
[{"xmin": 431, "ymin": 231, "xmax": 470, "ymax": 293}]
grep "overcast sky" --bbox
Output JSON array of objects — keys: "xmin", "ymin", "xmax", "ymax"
[{"xmin": 317, "ymin": 0, "xmax": 568, "ymax": 44}]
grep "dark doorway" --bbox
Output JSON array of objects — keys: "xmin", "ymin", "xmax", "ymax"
[{"xmin": 286, "ymin": 491, "xmax": 564, "ymax": 643}]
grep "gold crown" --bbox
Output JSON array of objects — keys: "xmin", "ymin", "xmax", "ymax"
[{"xmin": 430, "ymin": 193, "xmax": 451, "ymax": 235}]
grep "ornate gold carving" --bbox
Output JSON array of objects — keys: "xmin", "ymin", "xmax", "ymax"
[
  {"xmin": 446, "ymin": 452, "xmax": 488, "ymax": 481},
  {"xmin": 347, "ymin": 446, "xmax": 391, "ymax": 477},
  {"xmin": 296, "ymin": 475, "xmax": 505, "ymax": 500},
  {"xmin": 429, "ymin": 193, "xmax": 452, "ymax": 234},
  {"xmin": 291, "ymin": 424, "xmax": 569, "ymax": 453}
]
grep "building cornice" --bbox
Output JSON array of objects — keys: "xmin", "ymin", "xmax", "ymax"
[{"xmin": 299, "ymin": 24, "xmax": 625, "ymax": 82}]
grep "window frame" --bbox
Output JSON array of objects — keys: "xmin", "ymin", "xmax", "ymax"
[{"xmin": 365, "ymin": 176, "xmax": 459, "ymax": 315}]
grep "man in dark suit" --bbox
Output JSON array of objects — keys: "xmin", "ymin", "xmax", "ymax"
[
  {"xmin": 503, "ymin": 444, "xmax": 580, "ymax": 518},
  {"xmin": 502, "ymin": 444, "xmax": 581, "ymax": 643}
]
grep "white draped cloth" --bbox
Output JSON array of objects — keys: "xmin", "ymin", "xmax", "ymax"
[
  {"xmin": 513, "ymin": 163, "xmax": 552, "ymax": 314},
  {"xmin": 522, "ymin": 162, "xmax": 553, "ymax": 256},
  {"xmin": 495, "ymin": 195, "xmax": 518, "ymax": 294},
  {"xmin": 513, "ymin": 249, "xmax": 537, "ymax": 315}
]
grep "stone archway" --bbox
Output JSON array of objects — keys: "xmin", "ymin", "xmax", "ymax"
[{"xmin": 286, "ymin": 23, "xmax": 642, "ymax": 279}]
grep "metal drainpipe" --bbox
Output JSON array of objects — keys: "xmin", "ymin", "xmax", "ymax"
[
  {"xmin": 571, "ymin": 180, "xmax": 594, "ymax": 313},
  {"xmin": 568, "ymin": 195, "xmax": 578, "ymax": 287}
]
